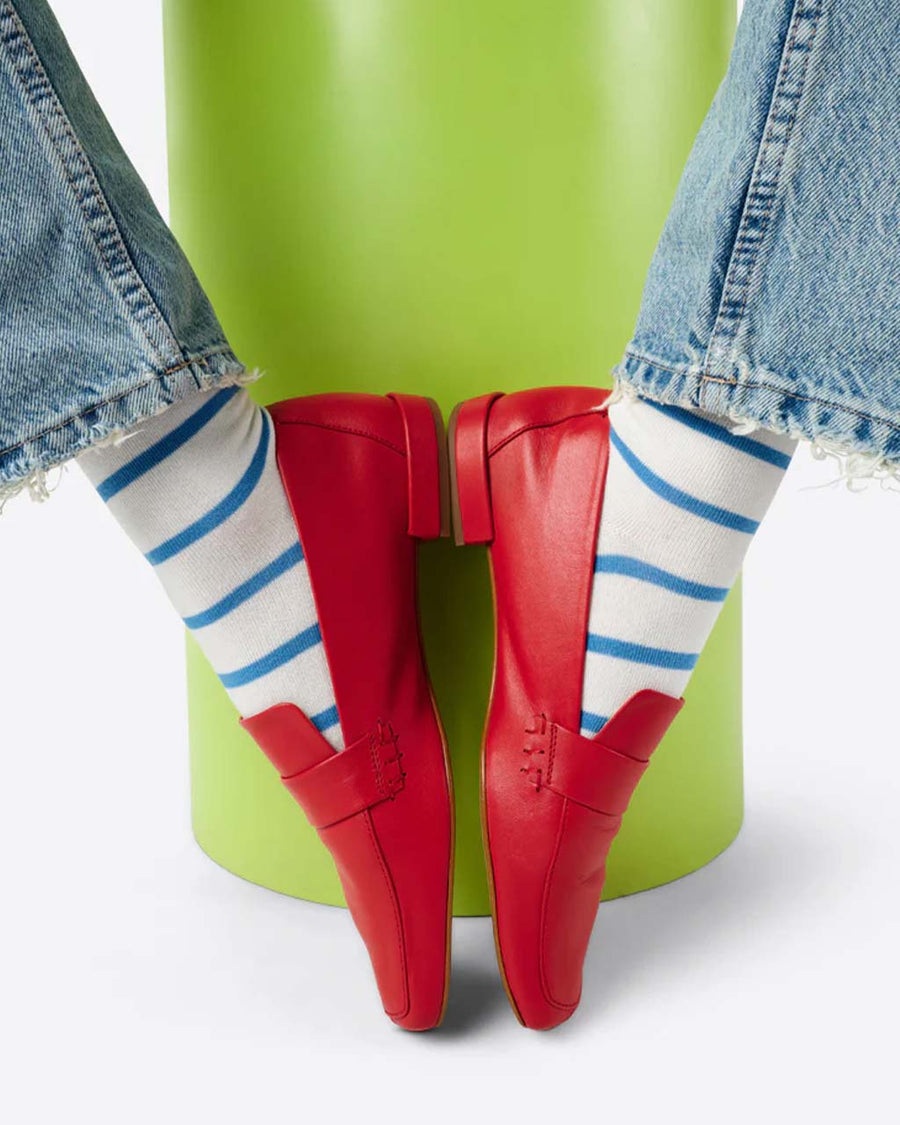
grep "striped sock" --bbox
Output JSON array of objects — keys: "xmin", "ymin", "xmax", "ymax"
[
  {"xmin": 580, "ymin": 392, "xmax": 795, "ymax": 737},
  {"xmin": 78, "ymin": 387, "xmax": 343, "ymax": 749}
]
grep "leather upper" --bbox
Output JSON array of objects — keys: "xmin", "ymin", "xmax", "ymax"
[
  {"xmin": 242, "ymin": 704, "xmax": 406, "ymax": 830},
  {"xmin": 458, "ymin": 387, "xmax": 684, "ymax": 1029},
  {"xmin": 240, "ymin": 394, "xmax": 453, "ymax": 1031}
]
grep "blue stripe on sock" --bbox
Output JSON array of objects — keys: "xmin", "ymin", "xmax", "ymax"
[
  {"xmin": 310, "ymin": 704, "xmax": 340, "ymax": 733},
  {"xmin": 219, "ymin": 623, "xmax": 323, "ymax": 689},
  {"xmin": 586, "ymin": 632, "xmax": 699, "ymax": 672},
  {"xmin": 580, "ymin": 709, "xmax": 609, "ymax": 735},
  {"xmin": 609, "ymin": 426, "xmax": 760, "ymax": 534},
  {"xmin": 97, "ymin": 386, "xmax": 240, "ymax": 502},
  {"xmin": 183, "ymin": 542, "xmax": 304, "ymax": 630},
  {"xmin": 146, "ymin": 410, "xmax": 270, "ymax": 566},
  {"xmin": 643, "ymin": 399, "xmax": 792, "ymax": 470},
  {"xmin": 595, "ymin": 554, "xmax": 729, "ymax": 603}
]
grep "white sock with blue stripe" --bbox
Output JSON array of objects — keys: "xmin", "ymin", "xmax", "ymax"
[
  {"xmin": 580, "ymin": 391, "xmax": 795, "ymax": 737},
  {"xmin": 78, "ymin": 386, "xmax": 343, "ymax": 749}
]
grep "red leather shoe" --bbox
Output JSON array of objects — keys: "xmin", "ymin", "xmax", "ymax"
[
  {"xmin": 449, "ymin": 387, "xmax": 684, "ymax": 1030},
  {"xmin": 240, "ymin": 393, "xmax": 454, "ymax": 1031}
]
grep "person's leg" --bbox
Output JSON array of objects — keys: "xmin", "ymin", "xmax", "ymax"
[
  {"xmin": 0, "ymin": 0, "xmax": 242, "ymax": 494},
  {"xmin": 578, "ymin": 0, "xmax": 835, "ymax": 731},
  {"xmin": 78, "ymin": 388, "xmax": 342, "ymax": 746},
  {"xmin": 617, "ymin": 0, "xmax": 900, "ymax": 472},
  {"xmin": 0, "ymin": 1, "xmax": 340, "ymax": 740},
  {"xmin": 1, "ymin": 1, "xmax": 454, "ymax": 1024},
  {"xmin": 580, "ymin": 391, "xmax": 795, "ymax": 733}
]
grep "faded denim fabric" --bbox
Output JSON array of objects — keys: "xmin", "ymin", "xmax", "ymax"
[
  {"xmin": 617, "ymin": 0, "xmax": 900, "ymax": 469},
  {"xmin": 0, "ymin": 0, "xmax": 244, "ymax": 496}
]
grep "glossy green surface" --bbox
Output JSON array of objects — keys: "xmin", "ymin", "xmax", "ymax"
[{"xmin": 165, "ymin": 0, "xmax": 740, "ymax": 913}]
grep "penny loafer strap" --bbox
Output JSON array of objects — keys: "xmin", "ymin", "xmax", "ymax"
[
  {"xmin": 241, "ymin": 704, "xmax": 406, "ymax": 829},
  {"xmin": 283, "ymin": 720, "xmax": 406, "ymax": 829},
  {"xmin": 526, "ymin": 691, "xmax": 683, "ymax": 817},
  {"xmin": 543, "ymin": 721, "xmax": 650, "ymax": 817}
]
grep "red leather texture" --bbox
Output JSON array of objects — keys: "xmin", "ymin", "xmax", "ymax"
[
  {"xmin": 239, "ymin": 394, "xmax": 454, "ymax": 1031},
  {"xmin": 451, "ymin": 387, "xmax": 684, "ymax": 1030},
  {"xmin": 449, "ymin": 392, "xmax": 503, "ymax": 544},
  {"xmin": 387, "ymin": 393, "xmax": 445, "ymax": 539},
  {"xmin": 525, "ymin": 710, "xmax": 666, "ymax": 817},
  {"xmin": 244, "ymin": 705, "xmax": 406, "ymax": 830},
  {"xmin": 240, "ymin": 701, "xmax": 332, "ymax": 777}
]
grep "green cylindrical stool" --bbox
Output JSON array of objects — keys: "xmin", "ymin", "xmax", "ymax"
[{"xmin": 163, "ymin": 0, "xmax": 741, "ymax": 914}]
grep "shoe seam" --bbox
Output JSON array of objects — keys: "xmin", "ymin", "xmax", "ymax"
[
  {"xmin": 538, "ymin": 798, "xmax": 581, "ymax": 1013},
  {"xmin": 487, "ymin": 409, "xmax": 606, "ymax": 459},
  {"xmin": 361, "ymin": 809, "xmax": 410, "ymax": 1020},
  {"xmin": 273, "ymin": 418, "xmax": 406, "ymax": 457}
]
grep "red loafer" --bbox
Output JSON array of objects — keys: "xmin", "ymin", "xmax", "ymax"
[
  {"xmin": 449, "ymin": 387, "xmax": 684, "ymax": 1030},
  {"xmin": 240, "ymin": 393, "xmax": 454, "ymax": 1031}
]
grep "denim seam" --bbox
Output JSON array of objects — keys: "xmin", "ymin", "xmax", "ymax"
[
  {"xmin": 0, "ymin": 347, "xmax": 235, "ymax": 459},
  {"xmin": 0, "ymin": 2, "xmax": 183, "ymax": 369},
  {"xmin": 702, "ymin": 0, "xmax": 825, "ymax": 378},
  {"xmin": 622, "ymin": 346, "xmax": 900, "ymax": 437}
]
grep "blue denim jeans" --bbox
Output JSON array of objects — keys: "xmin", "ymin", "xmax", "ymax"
[
  {"xmin": 0, "ymin": 0, "xmax": 244, "ymax": 497},
  {"xmin": 2, "ymin": 0, "xmax": 899, "ymax": 497},
  {"xmin": 617, "ymin": 0, "xmax": 900, "ymax": 470}
]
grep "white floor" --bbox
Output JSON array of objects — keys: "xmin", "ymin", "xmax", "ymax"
[{"xmin": 3, "ymin": 3, "xmax": 899, "ymax": 1121}]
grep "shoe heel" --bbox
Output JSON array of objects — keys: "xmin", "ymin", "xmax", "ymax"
[
  {"xmin": 447, "ymin": 393, "xmax": 503, "ymax": 546},
  {"xmin": 388, "ymin": 394, "xmax": 451, "ymax": 541}
]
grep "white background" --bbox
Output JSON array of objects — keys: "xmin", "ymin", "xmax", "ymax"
[{"xmin": 1, "ymin": 3, "xmax": 898, "ymax": 1122}]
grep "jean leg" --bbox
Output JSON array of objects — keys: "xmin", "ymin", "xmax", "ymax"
[{"xmin": 0, "ymin": 0, "xmax": 245, "ymax": 495}]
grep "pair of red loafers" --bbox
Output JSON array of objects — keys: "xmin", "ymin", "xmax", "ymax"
[{"xmin": 241, "ymin": 388, "xmax": 683, "ymax": 1031}]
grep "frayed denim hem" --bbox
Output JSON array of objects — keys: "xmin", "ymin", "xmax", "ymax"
[
  {"xmin": 614, "ymin": 346, "xmax": 900, "ymax": 491},
  {"xmin": 0, "ymin": 346, "xmax": 258, "ymax": 507}
]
